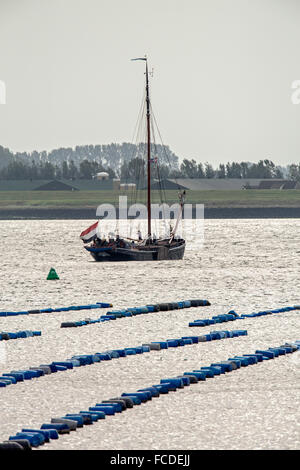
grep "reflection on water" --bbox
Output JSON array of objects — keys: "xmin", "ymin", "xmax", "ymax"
[
  {"xmin": 0, "ymin": 218, "xmax": 299, "ymax": 312},
  {"xmin": 0, "ymin": 218, "xmax": 299, "ymax": 450}
]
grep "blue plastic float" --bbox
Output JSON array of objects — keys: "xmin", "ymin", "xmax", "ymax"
[{"xmin": 0, "ymin": 330, "xmax": 41, "ymax": 341}]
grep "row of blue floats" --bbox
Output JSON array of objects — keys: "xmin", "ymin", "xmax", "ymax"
[
  {"xmin": 239, "ymin": 305, "xmax": 300, "ymax": 317},
  {"xmin": 0, "ymin": 328, "xmax": 245, "ymax": 389},
  {"xmin": 0, "ymin": 330, "xmax": 41, "ymax": 341},
  {"xmin": 0, "ymin": 302, "xmax": 112, "ymax": 318},
  {"xmin": 189, "ymin": 305, "xmax": 300, "ymax": 327},
  {"xmin": 2, "ymin": 340, "xmax": 299, "ymax": 449},
  {"xmin": 61, "ymin": 299, "xmax": 211, "ymax": 328}
]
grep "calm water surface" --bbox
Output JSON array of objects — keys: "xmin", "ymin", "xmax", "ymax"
[
  {"xmin": 1, "ymin": 218, "xmax": 298, "ymax": 310},
  {"xmin": 0, "ymin": 218, "xmax": 299, "ymax": 450}
]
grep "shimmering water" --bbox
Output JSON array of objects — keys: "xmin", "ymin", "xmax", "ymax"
[{"xmin": 0, "ymin": 219, "xmax": 299, "ymax": 450}]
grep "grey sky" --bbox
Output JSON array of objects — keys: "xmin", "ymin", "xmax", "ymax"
[{"xmin": 0, "ymin": 0, "xmax": 299, "ymax": 166}]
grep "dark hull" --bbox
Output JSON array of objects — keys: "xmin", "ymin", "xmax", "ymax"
[{"xmin": 85, "ymin": 241, "xmax": 185, "ymax": 262}]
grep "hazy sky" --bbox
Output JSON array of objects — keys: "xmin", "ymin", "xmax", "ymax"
[{"xmin": 0, "ymin": 0, "xmax": 299, "ymax": 166}]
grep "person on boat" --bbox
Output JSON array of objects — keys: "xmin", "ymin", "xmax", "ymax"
[
  {"xmin": 115, "ymin": 233, "xmax": 124, "ymax": 248},
  {"xmin": 137, "ymin": 230, "xmax": 142, "ymax": 241},
  {"xmin": 101, "ymin": 234, "xmax": 107, "ymax": 246}
]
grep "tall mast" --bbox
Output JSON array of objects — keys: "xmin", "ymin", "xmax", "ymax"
[
  {"xmin": 145, "ymin": 59, "xmax": 151, "ymax": 237},
  {"xmin": 131, "ymin": 56, "xmax": 151, "ymax": 237}
]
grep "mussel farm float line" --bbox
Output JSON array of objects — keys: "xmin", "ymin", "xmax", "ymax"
[
  {"xmin": 0, "ymin": 299, "xmax": 210, "ymax": 319},
  {"xmin": 2, "ymin": 340, "xmax": 299, "ymax": 449},
  {"xmin": 59, "ymin": 302, "xmax": 298, "ymax": 330},
  {"xmin": 188, "ymin": 305, "xmax": 300, "ymax": 327},
  {"xmin": 0, "ymin": 329, "xmax": 247, "ymax": 389},
  {"xmin": 60, "ymin": 299, "xmax": 210, "ymax": 328},
  {"xmin": 0, "ymin": 302, "xmax": 112, "ymax": 317}
]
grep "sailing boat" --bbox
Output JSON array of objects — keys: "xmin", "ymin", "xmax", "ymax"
[{"xmin": 80, "ymin": 57, "xmax": 186, "ymax": 262}]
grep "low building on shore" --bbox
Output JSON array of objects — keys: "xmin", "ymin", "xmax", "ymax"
[
  {"xmin": 149, "ymin": 178, "xmax": 300, "ymax": 191},
  {"xmin": 0, "ymin": 179, "xmax": 115, "ymax": 191}
]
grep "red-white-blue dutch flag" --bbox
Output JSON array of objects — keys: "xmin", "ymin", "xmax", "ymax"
[{"xmin": 80, "ymin": 221, "xmax": 99, "ymax": 243}]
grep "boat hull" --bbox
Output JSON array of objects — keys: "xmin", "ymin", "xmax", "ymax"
[{"xmin": 85, "ymin": 242, "xmax": 185, "ymax": 262}]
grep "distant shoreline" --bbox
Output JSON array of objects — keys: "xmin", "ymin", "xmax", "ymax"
[{"xmin": 0, "ymin": 207, "xmax": 299, "ymax": 219}]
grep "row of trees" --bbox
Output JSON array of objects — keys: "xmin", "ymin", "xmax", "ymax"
[
  {"xmin": 178, "ymin": 159, "xmax": 286, "ymax": 180},
  {"xmin": 0, "ymin": 143, "xmax": 179, "ymax": 175},
  {"xmin": 120, "ymin": 158, "xmax": 300, "ymax": 183},
  {"xmin": 0, "ymin": 158, "xmax": 116, "ymax": 180},
  {"xmin": 0, "ymin": 144, "xmax": 299, "ymax": 181},
  {"xmin": 115, "ymin": 158, "xmax": 299, "ymax": 184}
]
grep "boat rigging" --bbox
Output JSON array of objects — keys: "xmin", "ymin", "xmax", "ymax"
[{"xmin": 80, "ymin": 56, "xmax": 186, "ymax": 262}]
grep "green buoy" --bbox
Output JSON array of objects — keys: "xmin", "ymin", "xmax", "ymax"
[{"xmin": 47, "ymin": 268, "xmax": 60, "ymax": 280}]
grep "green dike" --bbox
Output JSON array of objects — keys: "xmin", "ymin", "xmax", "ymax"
[{"xmin": 0, "ymin": 189, "xmax": 299, "ymax": 209}]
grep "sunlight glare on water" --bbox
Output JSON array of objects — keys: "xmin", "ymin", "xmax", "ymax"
[{"xmin": 0, "ymin": 218, "xmax": 299, "ymax": 450}]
